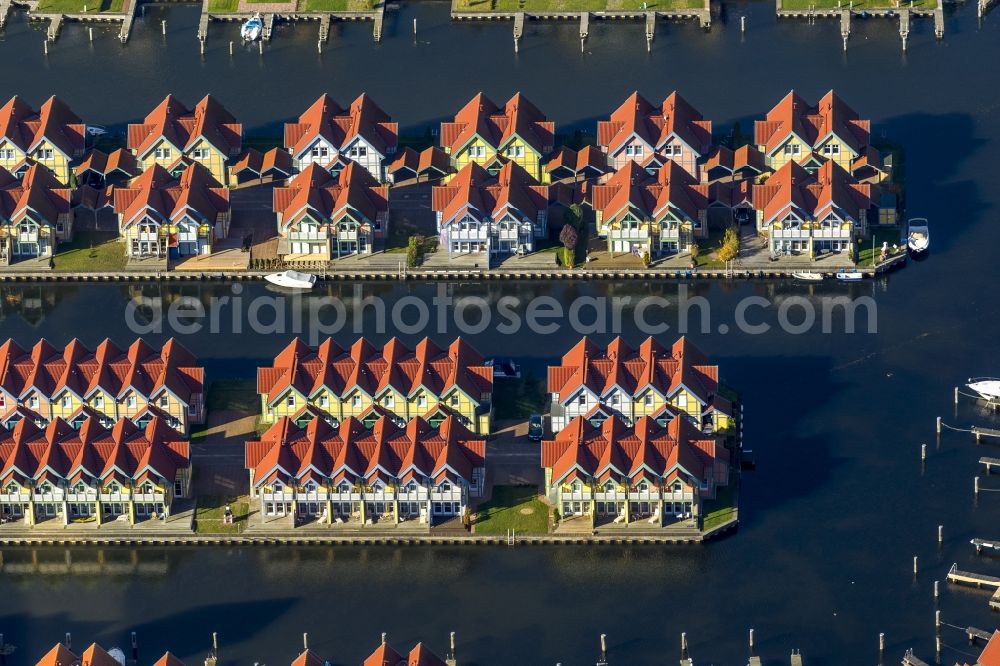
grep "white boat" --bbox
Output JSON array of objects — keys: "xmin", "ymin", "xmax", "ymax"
[
  {"xmin": 792, "ymin": 271, "xmax": 824, "ymax": 282},
  {"xmin": 241, "ymin": 13, "xmax": 263, "ymax": 42},
  {"xmin": 264, "ymin": 270, "xmax": 316, "ymax": 289},
  {"xmin": 907, "ymin": 218, "xmax": 930, "ymax": 254},
  {"xmin": 967, "ymin": 378, "xmax": 1000, "ymax": 401},
  {"xmin": 86, "ymin": 126, "xmax": 108, "ymax": 137},
  {"xmin": 836, "ymin": 269, "xmax": 864, "ymax": 281}
]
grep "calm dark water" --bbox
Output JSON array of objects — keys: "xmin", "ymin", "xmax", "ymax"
[{"xmin": 1, "ymin": 1, "xmax": 1000, "ymax": 664}]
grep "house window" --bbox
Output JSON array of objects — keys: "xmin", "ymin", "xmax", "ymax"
[
  {"xmin": 0, "ymin": 395, "xmax": 5, "ymax": 408},
  {"xmin": 338, "ymin": 482, "xmax": 351, "ymax": 494},
  {"xmin": 644, "ymin": 394, "xmax": 653, "ymax": 406},
  {"xmin": 625, "ymin": 145, "xmax": 634, "ymax": 156},
  {"xmin": 450, "ymin": 394, "xmax": 459, "ymax": 407},
  {"xmin": 154, "ymin": 147, "xmax": 171, "ymax": 160},
  {"xmin": 61, "ymin": 395, "xmax": 71, "ymax": 408},
  {"xmin": 417, "ymin": 395, "xmax": 427, "ymax": 408},
  {"xmin": 635, "ymin": 145, "xmax": 644, "ymax": 156},
  {"xmin": 677, "ymin": 393, "xmax": 688, "ymax": 408},
  {"xmin": 126, "ymin": 395, "xmax": 137, "ymax": 408},
  {"xmin": 351, "ymin": 395, "xmax": 361, "ymax": 407},
  {"xmin": 29, "ymin": 395, "xmax": 38, "ymax": 408},
  {"xmin": 384, "ymin": 395, "xmax": 394, "ymax": 408},
  {"xmin": 577, "ymin": 394, "xmax": 586, "ymax": 406},
  {"xmin": 37, "ymin": 148, "xmax": 54, "ymax": 160},
  {"xmin": 0, "ymin": 149, "xmax": 14, "ymax": 160},
  {"xmin": 603, "ymin": 481, "xmax": 615, "ymax": 493},
  {"xmin": 191, "ymin": 149, "xmax": 207, "ymax": 159},
  {"xmin": 319, "ymin": 395, "xmax": 329, "ymax": 408},
  {"xmin": 286, "ymin": 395, "xmax": 295, "ymax": 407},
  {"xmin": 159, "ymin": 395, "xmax": 169, "ymax": 408},
  {"xmin": 311, "ymin": 146, "xmax": 329, "ymax": 159},
  {"xmin": 783, "ymin": 144, "xmax": 801, "ymax": 156}
]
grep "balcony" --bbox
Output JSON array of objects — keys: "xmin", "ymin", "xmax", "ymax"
[
  {"xmin": 450, "ymin": 228, "xmax": 489, "ymax": 241},
  {"xmin": 609, "ymin": 229, "xmax": 650, "ymax": 241},
  {"xmin": 18, "ymin": 232, "xmax": 39, "ymax": 243},
  {"xmin": 288, "ymin": 230, "xmax": 329, "ymax": 241}
]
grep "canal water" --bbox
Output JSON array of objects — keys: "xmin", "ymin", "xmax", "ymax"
[{"xmin": 1, "ymin": 1, "xmax": 1000, "ymax": 664}]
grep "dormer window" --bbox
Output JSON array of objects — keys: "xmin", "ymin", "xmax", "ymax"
[
  {"xmin": 405, "ymin": 481, "xmax": 418, "ymax": 492},
  {"xmin": 61, "ymin": 395, "xmax": 72, "ymax": 408},
  {"xmin": 94, "ymin": 395, "xmax": 104, "ymax": 408},
  {"xmin": 29, "ymin": 395, "xmax": 38, "ymax": 408},
  {"xmin": 286, "ymin": 395, "xmax": 295, "ymax": 407},
  {"xmin": 439, "ymin": 482, "xmax": 451, "ymax": 492},
  {"xmin": 570, "ymin": 480, "xmax": 581, "ymax": 492},
  {"xmin": 577, "ymin": 394, "xmax": 586, "ymax": 406},
  {"xmin": 126, "ymin": 395, "xmax": 137, "ymax": 408},
  {"xmin": 319, "ymin": 395, "xmax": 329, "ymax": 408},
  {"xmin": 672, "ymin": 482, "xmax": 683, "ymax": 492},
  {"xmin": 637, "ymin": 481, "xmax": 649, "ymax": 492},
  {"xmin": 603, "ymin": 481, "xmax": 615, "ymax": 493},
  {"xmin": 351, "ymin": 395, "xmax": 361, "ymax": 407},
  {"xmin": 154, "ymin": 147, "xmax": 171, "ymax": 160},
  {"xmin": 74, "ymin": 482, "xmax": 88, "ymax": 493},
  {"xmin": 644, "ymin": 394, "xmax": 653, "ymax": 406},
  {"xmin": 304, "ymin": 481, "xmax": 317, "ymax": 493},
  {"xmin": 107, "ymin": 482, "xmax": 120, "ymax": 493},
  {"xmin": 450, "ymin": 394, "xmax": 459, "ymax": 407},
  {"xmin": 5, "ymin": 482, "xmax": 18, "ymax": 494},
  {"xmin": 142, "ymin": 482, "xmax": 155, "ymax": 494},
  {"xmin": 338, "ymin": 482, "xmax": 351, "ymax": 494},
  {"xmin": 159, "ymin": 394, "xmax": 169, "ymax": 408},
  {"xmin": 384, "ymin": 395, "xmax": 394, "ymax": 408},
  {"xmin": 272, "ymin": 481, "xmax": 284, "ymax": 492},
  {"xmin": 417, "ymin": 395, "xmax": 427, "ymax": 408}
]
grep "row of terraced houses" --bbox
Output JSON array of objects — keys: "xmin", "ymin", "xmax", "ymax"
[
  {"xmin": 0, "ymin": 90, "xmax": 892, "ymax": 266},
  {"xmin": 246, "ymin": 335, "xmax": 735, "ymax": 530},
  {"xmin": 0, "ymin": 334, "xmax": 736, "ymax": 532}
]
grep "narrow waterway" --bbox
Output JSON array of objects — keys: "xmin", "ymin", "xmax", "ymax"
[{"xmin": 1, "ymin": 0, "xmax": 1000, "ymax": 663}]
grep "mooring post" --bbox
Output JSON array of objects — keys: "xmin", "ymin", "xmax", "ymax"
[
  {"xmin": 44, "ymin": 41, "xmax": 48, "ymax": 55},
  {"xmin": 413, "ymin": 17, "xmax": 416, "ymax": 35},
  {"xmin": 229, "ymin": 40, "xmax": 233, "ymax": 55},
  {"xmin": 938, "ymin": 525, "xmax": 943, "ymax": 544},
  {"xmin": 162, "ymin": 19, "xmax": 166, "ymax": 34},
  {"xmin": 599, "ymin": 634, "xmax": 607, "ymax": 665},
  {"xmin": 936, "ymin": 416, "xmax": 942, "ymax": 434},
  {"xmin": 749, "ymin": 628, "xmax": 755, "ymax": 653},
  {"xmin": 913, "ymin": 556, "xmax": 918, "ymax": 575},
  {"xmin": 974, "ymin": 476, "xmax": 980, "ymax": 496},
  {"xmin": 681, "ymin": 632, "xmax": 688, "ymax": 658},
  {"xmin": 936, "ymin": 635, "xmax": 942, "ymax": 660},
  {"xmin": 259, "ymin": 40, "xmax": 263, "ymax": 54},
  {"xmin": 879, "ymin": 633, "xmax": 885, "ymax": 664},
  {"xmin": 89, "ymin": 27, "xmax": 93, "ymax": 41},
  {"xmin": 934, "ymin": 580, "xmax": 939, "ymax": 600},
  {"xmin": 935, "ymin": 610, "xmax": 941, "ymax": 632},
  {"xmin": 922, "ymin": 443, "xmax": 927, "ymax": 461},
  {"xmin": 740, "ymin": 15, "xmax": 746, "ymax": 31},
  {"xmin": 955, "ymin": 386, "xmax": 959, "ymax": 405}
]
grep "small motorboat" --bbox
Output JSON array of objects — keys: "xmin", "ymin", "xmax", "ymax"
[
  {"xmin": 967, "ymin": 378, "xmax": 1000, "ymax": 401},
  {"xmin": 907, "ymin": 218, "xmax": 930, "ymax": 254},
  {"xmin": 836, "ymin": 269, "xmax": 864, "ymax": 282},
  {"xmin": 792, "ymin": 271, "xmax": 824, "ymax": 282},
  {"xmin": 86, "ymin": 126, "xmax": 108, "ymax": 137},
  {"xmin": 486, "ymin": 357, "xmax": 521, "ymax": 379},
  {"xmin": 264, "ymin": 270, "xmax": 316, "ymax": 289},
  {"xmin": 241, "ymin": 13, "xmax": 263, "ymax": 42}
]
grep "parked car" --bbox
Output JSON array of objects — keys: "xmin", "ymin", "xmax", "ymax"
[{"xmin": 528, "ymin": 414, "xmax": 544, "ymax": 441}]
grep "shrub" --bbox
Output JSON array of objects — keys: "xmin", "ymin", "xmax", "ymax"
[
  {"xmin": 406, "ymin": 237, "xmax": 419, "ymax": 269},
  {"xmin": 717, "ymin": 226, "xmax": 740, "ymax": 262},
  {"xmin": 641, "ymin": 251, "xmax": 650, "ymax": 267}
]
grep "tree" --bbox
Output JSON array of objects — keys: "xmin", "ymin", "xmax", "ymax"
[
  {"xmin": 717, "ymin": 226, "xmax": 740, "ymax": 263},
  {"xmin": 406, "ymin": 237, "xmax": 419, "ymax": 269},
  {"xmin": 559, "ymin": 223, "xmax": 578, "ymax": 251}
]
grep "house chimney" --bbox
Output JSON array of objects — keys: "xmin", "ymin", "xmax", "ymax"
[
  {"xmin": 302, "ymin": 633, "xmax": 308, "ymax": 651},
  {"xmin": 380, "ymin": 633, "xmax": 387, "ymax": 645},
  {"xmin": 65, "ymin": 634, "xmax": 71, "ymax": 650}
]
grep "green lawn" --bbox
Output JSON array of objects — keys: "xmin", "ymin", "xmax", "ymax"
[
  {"xmin": 474, "ymin": 485, "xmax": 550, "ymax": 535},
  {"xmin": 692, "ymin": 227, "xmax": 729, "ymax": 269},
  {"xmin": 781, "ymin": 0, "xmax": 935, "ymax": 8},
  {"xmin": 52, "ymin": 229, "xmax": 126, "ymax": 272},
  {"xmin": 701, "ymin": 480, "xmax": 738, "ymax": 532},
  {"xmin": 195, "ymin": 496, "xmax": 250, "ymax": 535},
  {"xmin": 206, "ymin": 0, "xmax": 239, "ymax": 12},
  {"xmin": 35, "ymin": 0, "xmax": 124, "ymax": 13},
  {"xmin": 492, "ymin": 376, "xmax": 545, "ymax": 421},
  {"xmin": 455, "ymin": 0, "xmax": 701, "ymax": 10},
  {"xmin": 858, "ymin": 228, "xmax": 904, "ymax": 267},
  {"xmin": 297, "ymin": 0, "xmax": 374, "ymax": 12}
]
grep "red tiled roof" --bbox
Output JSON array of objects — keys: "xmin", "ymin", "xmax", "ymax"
[
  {"xmin": 75, "ymin": 148, "xmax": 141, "ymax": 178},
  {"xmin": 979, "ymin": 631, "xmax": 1000, "ymax": 666},
  {"xmin": 545, "ymin": 145, "xmax": 609, "ymax": 178},
  {"xmin": 0, "ymin": 164, "xmax": 71, "ymax": 224},
  {"xmin": 589, "ymin": 161, "xmax": 707, "ymax": 225},
  {"xmin": 541, "ymin": 415, "xmax": 721, "ymax": 486},
  {"xmin": 36, "ymin": 643, "xmax": 80, "ymax": 666},
  {"xmin": 0, "ymin": 337, "xmax": 203, "ymax": 405},
  {"xmin": 246, "ymin": 415, "xmax": 485, "ymax": 489},
  {"xmin": 128, "ymin": 94, "xmax": 242, "ymax": 158},
  {"xmin": 597, "ymin": 91, "xmax": 711, "ymax": 156},
  {"xmin": 258, "ymin": 337, "xmax": 491, "ymax": 406},
  {"xmin": 273, "ymin": 162, "xmax": 388, "ymax": 230},
  {"xmin": 752, "ymin": 159, "xmax": 876, "ymax": 225},
  {"xmin": 440, "ymin": 92, "xmax": 554, "ymax": 156},
  {"xmin": 432, "ymin": 161, "xmax": 548, "ymax": 227},
  {"xmin": 112, "ymin": 162, "xmax": 229, "ymax": 230},
  {"xmin": 0, "ymin": 95, "xmax": 85, "ymax": 159},
  {"xmin": 285, "ymin": 94, "xmax": 397, "ymax": 159},
  {"xmin": 232, "ymin": 147, "xmax": 293, "ymax": 177},
  {"xmin": 0, "ymin": 415, "xmax": 189, "ymax": 487},
  {"xmin": 547, "ymin": 336, "xmax": 719, "ymax": 405},
  {"xmin": 754, "ymin": 90, "xmax": 870, "ymax": 157}
]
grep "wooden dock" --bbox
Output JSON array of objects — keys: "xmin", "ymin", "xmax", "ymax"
[
  {"xmin": 318, "ymin": 12, "xmax": 330, "ymax": 40},
  {"xmin": 902, "ymin": 649, "xmax": 930, "ymax": 666},
  {"xmin": 263, "ymin": 12, "xmax": 275, "ymax": 40},
  {"xmin": 372, "ymin": 1, "xmax": 383, "ymax": 41},
  {"xmin": 0, "ymin": 0, "xmax": 12, "ymax": 27},
  {"xmin": 972, "ymin": 425, "xmax": 1000, "ymax": 443},
  {"xmin": 777, "ymin": 0, "xmax": 942, "ymax": 51},
  {"xmin": 946, "ymin": 563, "xmax": 1000, "ymax": 610},
  {"xmin": 981, "ymin": 0, "xmax": 998, "ymax": 17},
  {"xmin": 46, "ymin": 14, "xmax": 62, "ymax": 40},
  {"xmin": 980, "ymin": 456, "xmax": 1000, "ymax": 473}
]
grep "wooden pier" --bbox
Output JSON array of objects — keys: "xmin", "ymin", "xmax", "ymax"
[
  {"xmin": 318, "ymin": 12, "xmax": 330, "ymax": 40},
  {"xmin": 973, "ymin": 426, "xmax": 1000, "ymax": 444},
  {"xmin": 902, "ymin": 649, "xmax": 931, "ymax": 666},
  {"xmin": 980, "ymin": 456, "xmax": 1000, "ymax": 473},
  {"xmin": 777, "ymin": 0, "xmax": 943, "ymax": 51},
  {"xmin": 452, "ymin": 2, "xmax": 712, "ymax": 53},
  {"xmin": 946, "ymin": 563, "xmax": 1000, "ymax": 610},
  {"xmin": 263, "ymin": 12, "xmax": 275, "ymax": 40},
  {"xmin": 372, "ymin": 1, "xmax": 383, "ymax": 41},
  {"xmin": 46, "ymin": 14, "xmax": 62, "ymax": 40}
]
